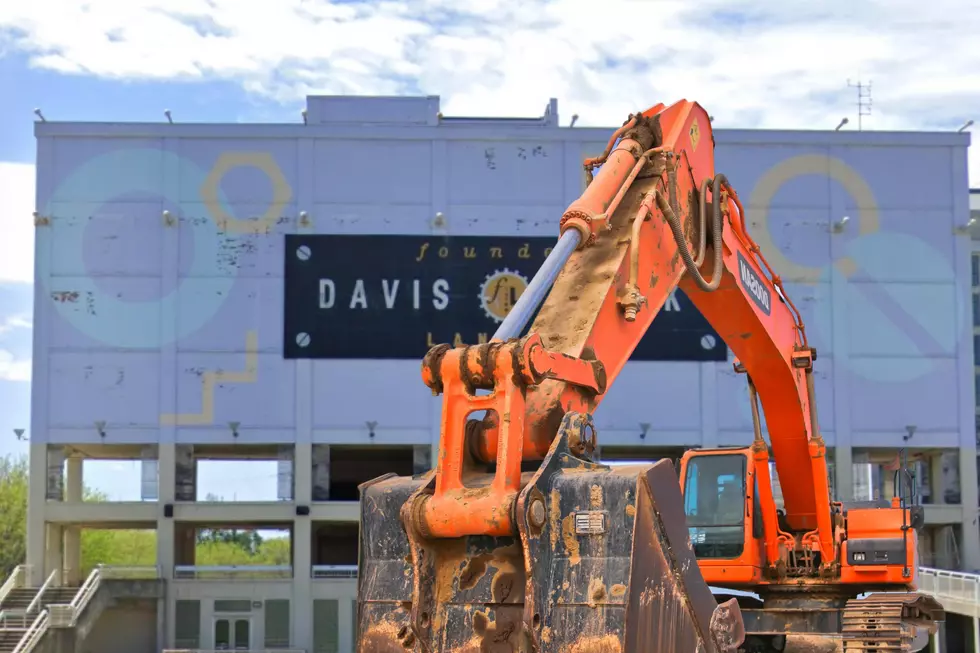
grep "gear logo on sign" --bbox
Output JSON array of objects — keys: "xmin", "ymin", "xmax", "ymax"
[{"xmin": 479, "ymin": 269, "xmax": 529, "ymax": 323}]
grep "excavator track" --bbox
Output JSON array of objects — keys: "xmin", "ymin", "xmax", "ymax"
[{"xmin": 841, "ymin": 592, "xmax": 944, "ymax": 652}]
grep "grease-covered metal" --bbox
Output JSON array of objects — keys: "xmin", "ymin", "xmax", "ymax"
[{"xmin": 355, "ymin": 412, "xmax": 746, "ymax": 653}]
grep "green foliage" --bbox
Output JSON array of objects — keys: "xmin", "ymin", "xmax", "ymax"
[
  {"xmin": 0, "ymin": 454, "xmax": 292, "ymax": 581},
  {"xmin": 0, "ymin": 455, "xmax": 28, "ymax": 578}
]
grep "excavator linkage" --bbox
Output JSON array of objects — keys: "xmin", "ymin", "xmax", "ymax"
[{"xmin": 355, "ymin": 412, "xmax": 746, "ymax": 653}]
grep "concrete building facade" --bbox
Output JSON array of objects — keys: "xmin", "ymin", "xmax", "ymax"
[{"xmin": 22, "ymin": 94, "xmax": 979, "ymax": 652}]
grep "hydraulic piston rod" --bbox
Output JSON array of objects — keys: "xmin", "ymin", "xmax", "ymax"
[{"xmin": 492, "ymin": 229, "xmax": 582, "ymax": 341}]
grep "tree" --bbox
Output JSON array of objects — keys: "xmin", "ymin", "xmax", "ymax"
[{"xmin": 0, "ymin": 454, "xmax": 28, "ymax": 578}]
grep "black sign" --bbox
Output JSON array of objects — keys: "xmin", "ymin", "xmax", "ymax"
[{"xmin": 283, "ymin": 235, "xmax": 728, "ymax": 362}]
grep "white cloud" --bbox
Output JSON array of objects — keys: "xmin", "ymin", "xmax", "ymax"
[
  {"xmin": 0, "ymin": 314, "xmax": 31, "ymax": 335},
  {"xmin": 0, "ymin": 0, "xmax": 977, "ymax": 183},
  {"xmin": 0, "ymin": 349, "xmax": 31, "ymax": 382},
  {"xmin": 0, "ymin": 163, "xmax": 35, "ymax": 284}
]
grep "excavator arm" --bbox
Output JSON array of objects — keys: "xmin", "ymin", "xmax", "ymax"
[{"xmin": 354, "ymin": 100, "xmax": 943, "ymax": 653}]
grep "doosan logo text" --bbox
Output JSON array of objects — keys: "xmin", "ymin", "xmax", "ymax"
[{"xmin": 738, "ymin": 254, "xmax": 771, "ymax": 315}]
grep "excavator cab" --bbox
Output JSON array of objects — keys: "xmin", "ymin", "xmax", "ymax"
[{"xmin": 679, "ymin": 448, "xmax": 766, "ymax": 586}]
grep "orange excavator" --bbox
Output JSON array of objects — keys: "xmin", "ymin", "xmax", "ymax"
[{"xmin": 354, "ymin": 100, "xmax": 945, "ymax": 652}]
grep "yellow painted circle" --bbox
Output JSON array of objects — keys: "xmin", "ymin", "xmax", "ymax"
[
  {"xmin": 201, "ymin": 152, "xmax": 294, "ymax": 234},
  {"xmin": 748, "ymin": 154, "xmax": 880, "ymax": 284}
]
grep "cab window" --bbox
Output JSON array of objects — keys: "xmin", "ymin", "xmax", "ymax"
[{"xmin": 683, "ymin": 454, "xmax": 746, "ymax": 559}]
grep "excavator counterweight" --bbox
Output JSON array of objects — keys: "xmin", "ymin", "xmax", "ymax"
[{"xmin": 354, "ymin": 99, "xmax": 943, "ymax": 653}]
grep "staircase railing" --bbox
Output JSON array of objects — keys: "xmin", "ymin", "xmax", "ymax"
[
  {"xmin": 10, "ymin": 610, "xmax": 49, "ymax": 653},
  {"xmin": 0, "ymin": 565, "xmax": 28, "ymax": 606},
  {"xmin": 1, "ymin": 570, "xmax": 57, "ymax": 628},
  {"xmin": 48, "ymin": 565, "xmax": 160, "ymax": 628}
]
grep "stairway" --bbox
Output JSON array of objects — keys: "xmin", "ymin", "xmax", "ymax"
[
  {"xmin": 0, "ymin": 628, "xmax": 27, "ymax": 653},
  {"xmin": 1, "ymin": 587, "xmax": 79, "ymax": 622},
  {"xmin": 0, "ymin": 589, "xmax": 38, "ymax": 627},
  {"xmin": 0, "ymin": 586, "xmax": 81, "ymax": 653}
]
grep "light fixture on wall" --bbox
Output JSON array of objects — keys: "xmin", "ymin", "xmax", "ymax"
[
  {"xmin": 903, "ymin": 425, "xmax": 916, "ymax": 442},
  {"xmin": 301, "ymin": 109, "xmax": 308, "ymax": 125},
  {"xmin": 366, "ymin": 421, "xmax": 378, "ymax": 438},
  {"xmin": 229, "ymin": 421, "xmax": 240, "ymax": 438},
  {"xmin": 639, "ymin": 423, "xmax": 651, "ymax": 440},
  {"xmin": 162, "ymin": 210, "xmax": 175, "ymax": 227},
  {"xmin": 164, "ymin": 109, "xmax": 173, "ymax": 124},
  {"xmin": 94, "ymin": 421, "xmax": 106, "ymax": 438},
  {"xmin": 954, "ymin": 216, "xmax": 978, "ymax": 235},
  {"xmin": 13, "ymin": 429, "xmax": 26, "ymax": 441},
  {"xmin": 831, "ymin": 216, "xmax": 850, "ymax": 233},
  {"xmin": 570, "ymin": 114, "xmax": 579, "ymax": 128},
  {"xmin": 958, "ymin": 120, "xmax": 974, "ymax": 133},
  {"xmin": 34, "ymin": 108, "xmax": 46, "ymax": 122},
  {"xmin": 835, "ymin": 117, "xmax": 849, "ymax": 131}
]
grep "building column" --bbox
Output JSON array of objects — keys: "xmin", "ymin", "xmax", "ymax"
[
  {"xmin": 958, "ymin": 447, "xmax": 980, "ymax": 569},
  {"xmin": 292, "ymin": 516, "xmax": 313, "ymax": 652},
  {"xmin": 338, "ymin": 599, "xmax": 354, "ymax": 653},
  {"xmin": 43, "ymin": 523, "xmax": 63, "ymax": 586},
  {"xmin": 156, "ymin": 442, "xmax": 176, "ymax": 653},
  {"xmin": 63, "ymin": 456, "xmax": 83, "ymax": 585},
  {"xmin": 834, "ymin": 445, "xmax": 853, "ymax": 502},
  {"xmin": 293, "ymin": 442, "xmax": 314, "ymax": 651},
  {"xmin": 26, "ymin": 444, "xmax": 52, "ymax": 586}
]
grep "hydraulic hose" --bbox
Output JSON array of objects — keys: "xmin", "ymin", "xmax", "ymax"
[{"xmin": 657, "ymin": 172, "xmax": 726, "ymax": 292}]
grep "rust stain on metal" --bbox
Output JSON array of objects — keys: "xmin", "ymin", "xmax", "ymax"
[
  {"xmin": 561, "ymin": 635, "xmax": 623, "ymax": 653},
  {"xmin": 625, "ymin": 503, "xmax": 636, "ymax": 517},
  {"xmin": 459, "ymin": 554, "xmax": 490, "ymax": 590},
  {"xmin": 587, "ymin": 577, "xmax": 606, "ymax": 606},
  {"xmin": 460, "ymin": 606, "xmax": 523, "ymax": 653},
  {"xmin": 549, "ymin": 489, "xmax": 561, "ymax": 550},
  {"xmin": 610, "ymin": 583, "xmax": 626, "ymax": 597},
  {"xmin": 358, "ymin": 621, "xmax": 404, "ymax": 653},
  {"xmin": 561, "ymin": 513, "xmax": 581, "ymax": 566},
  {"xmin": 589, "ymin": 484, "xmax": 603, "ymax": 509}
]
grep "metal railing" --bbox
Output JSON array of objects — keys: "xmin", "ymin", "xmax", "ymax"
[
  {"xmin": 5, "ymin": 563, "xmax": 162, "ymax": 653},
  {"xmin": 0, "ymin": 565, "xmax": 29, "ymax": 606},
  {"xmin": 917, "ymin": 566, "xmax": 980, "ymax": 618},
  {"xmin": 1, "ymin": 570, "xmax": 57, "ymax": 628},
  {"xmin": 48, "ymin": 565, "xmax": 161, "ymax": 628},
  {"xmin": 173, "ymin": 565, "xmax": 292, "ymax": 580},
  {"xmin": 311, "ymin": 565, "xmax": 357, "ymax": 579},
  {"xmin": 10, "ymin": 610, "xmax": 49, "ymax": 653}
]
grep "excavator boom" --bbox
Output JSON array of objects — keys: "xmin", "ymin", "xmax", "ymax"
[{"xmin": 354, "ymin": 100, "xmax": 943, "ymax": 653}]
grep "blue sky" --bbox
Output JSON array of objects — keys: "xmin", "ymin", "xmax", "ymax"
[{"xmin": 0, "ymin": 0, "xmax": 977, "ymax": 500}]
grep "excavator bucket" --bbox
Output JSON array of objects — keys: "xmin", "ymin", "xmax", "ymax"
[{"xmin": 355, "ymin": 412, "xmax": 745, "ymax": 653}]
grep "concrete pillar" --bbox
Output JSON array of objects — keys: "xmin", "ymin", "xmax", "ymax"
[
  {"xmin": 292, "ymin": 518, "xmax": 313, "ymax": 652},
  {"xmin": 930, "ymin": 453, "xmax": 945, "ymax": 505},
  {"xmin": 312, "ymin": 445, "xmax": 330, "ymax": 501},
  {"xmin": 296, "ymin": 443, "xmax": 312, "ymax": 505},
  {"xmin": 957, "ymin": 448, "xmax": 980, "ymax": 569},
  {"xmin": 294, "ymin": 443, "xmax": 314, "ymax": 653},
  {"xmin": 26, "ymin": 444, "xmax": 51, "ymax": 586},
  {"xmin": 43, "ymin": 524, "xmax": 63, "ymax": 586},
  {"xmin": 834, "ymin": 445, "xmax": 853, "ymax": 502},
  {"xmin": 338, "ymin": 599, "xmax": 354, "ymax": 653},
  {"xmin": 64, "ymin": 456, "xmax": 82, "ymax": 585},
  {"xmin": 174, "ymin": 524, "xmax": 196, "ymax": 566},
  {"xmin": 157, "ymin": 444, "xmax": 177, "ymax": 583}
]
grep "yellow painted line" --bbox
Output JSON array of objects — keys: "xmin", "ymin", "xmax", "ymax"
[{"xmin": 160, "ymin": 331, "xmax": 259, "ymax": 426}]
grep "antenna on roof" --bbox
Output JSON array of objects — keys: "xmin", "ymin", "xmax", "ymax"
[{"xmin": 846, "ymin": 79, "xmax": 872, "ymax": 130}]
